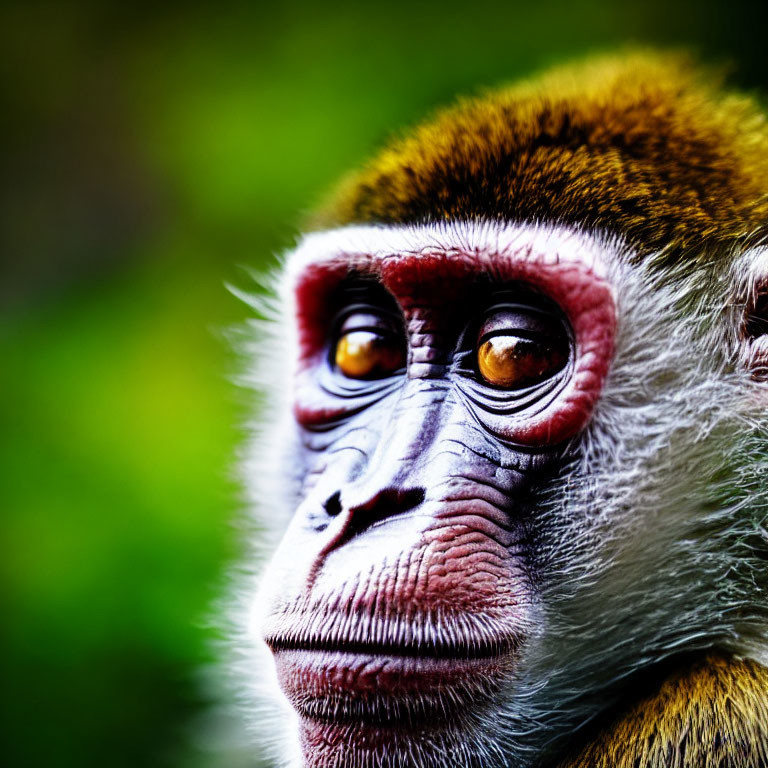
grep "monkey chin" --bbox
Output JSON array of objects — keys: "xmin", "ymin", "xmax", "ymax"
[{"xmin": 270, "ymin": 645, "xmax": 517, "ymax": 768}]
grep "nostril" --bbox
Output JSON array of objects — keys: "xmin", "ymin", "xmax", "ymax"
[
  {"xmin": 346, "ymin": 486, "xmax": 426, "ymax": 537},
  {"xmin": 319, "ymin": 486, "xmax": 427, "ymax": 551},
  {"xmin": 323, "ymin": 491, "xmax": 342, "ymax": 517},
  {"xmin": 395, "ymin": 487, "xmax": 425, "ymax": 511}
]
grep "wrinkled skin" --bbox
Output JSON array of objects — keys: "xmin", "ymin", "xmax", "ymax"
[{"xmin": 257, "ymin": 226, "xmax": 617, "ymax": 767}]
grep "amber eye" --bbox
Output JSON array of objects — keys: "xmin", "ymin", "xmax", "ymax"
[
  {"xmin": 475, "ymin": 306, "xmax": 569, "ymax": 389},
  {"xmin": 334, "ymin": 329, "xmax": 405, "ymax": 379},
  {"xmin": 477, "ymin": 335, "xmax": 566, "ymax": 388}
]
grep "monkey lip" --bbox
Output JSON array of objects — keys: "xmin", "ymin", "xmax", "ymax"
[{"xmin": 271, "ymin": 646, "xmax": 516, "ymax": 726}]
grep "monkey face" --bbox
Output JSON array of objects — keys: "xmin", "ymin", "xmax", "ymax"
[
  {"xmin": 245, "ymin": 220, "xmax": 768, "ymax": 767},
  {"xmin": 254, "ymin": 223, "xmax": 619, "ymax": 766},
  {"xmin": 240, "ymin": 53, "xmax": 768, "ymax": 768}
]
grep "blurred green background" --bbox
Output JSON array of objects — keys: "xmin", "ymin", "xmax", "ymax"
[{"xmin": 2, "ymin": 1, "xmax": 768, "ymax": 766}]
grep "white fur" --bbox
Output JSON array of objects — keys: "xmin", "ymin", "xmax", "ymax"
[
  {"xmin": 228, "ymin": 221, "xmax": 768, "ymax": 766},
  {"xmin": 282, "ymin": 221, "xmax": 610, "ymax": 282}
]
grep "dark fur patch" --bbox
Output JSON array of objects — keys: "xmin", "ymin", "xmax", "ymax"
[{"xmin": 315, "ymin": 52, "xmax": 768, "ymax": 264}]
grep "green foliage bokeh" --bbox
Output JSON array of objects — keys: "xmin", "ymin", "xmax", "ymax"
[{"xmin": 2, "ymin": 1, "xmax": 767, "ymax": 766}]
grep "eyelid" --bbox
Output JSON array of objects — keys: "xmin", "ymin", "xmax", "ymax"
[
  {"xmin": 478, "ymin": 308, "xmax": 560, "ymax": 341},
  {"xmin": 336, "ymin": 306, "xmax": 403, "ymax": 337}
]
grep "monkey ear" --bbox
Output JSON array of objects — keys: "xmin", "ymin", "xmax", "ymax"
[{"xmin": 739, "ymin": 249, "xmax": 768, "ymax": 381}]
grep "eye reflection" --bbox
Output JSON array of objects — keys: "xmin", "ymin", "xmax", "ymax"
[
  {"xmin": 475, "ymin": 304, "xmax": 569, "ymax": 389},
  {"xmin": 477, "ymin": 335, "xmax": 567, "ymax": 388},
  {"xmin": 334, "ymin": 329, "xmax": 405, "ymax": 380}
]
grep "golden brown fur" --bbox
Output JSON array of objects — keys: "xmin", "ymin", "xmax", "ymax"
[
  {"xmin": 317, "ymin": 52, "xmax": 768, "ymax": 263},
  {"xmin": 557, "ymin": 654, "xmax": 768, "ymax": 768}
]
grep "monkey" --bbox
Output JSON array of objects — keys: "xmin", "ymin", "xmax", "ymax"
[{"xmin": 232, "ymin": 52, "xmax": 768, "ymax": 767}]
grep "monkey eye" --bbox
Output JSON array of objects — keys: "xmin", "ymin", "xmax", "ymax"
[
  {"xmin": 475, "ymin": 308, "xmax": 569, "ymax": 389},
  {"xmin": 332, "ymin": 312, "xmax": 406, "ymax": 380}
]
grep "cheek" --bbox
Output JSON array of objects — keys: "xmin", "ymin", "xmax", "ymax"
[
  {"xmin": 257, "ymin": 510, "xmax": 324, "ymax": 609},
  {"xmin": 295, "ymin": 420, "xmax": 384, "ymax": 500}
]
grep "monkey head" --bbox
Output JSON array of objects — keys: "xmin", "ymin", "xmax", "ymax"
[{"xmin": 235, "ymin": 53, "xmax": 768, "ymax": 768}]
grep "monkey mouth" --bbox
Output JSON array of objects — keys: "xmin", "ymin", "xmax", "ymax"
[
  {"xmin": 277, "ymin": 649, "xmax": 512, "ymax": 723},
  {"xmin": 264, "ymin": 627, "xmax": 518, "ymax": 659},
  {"xmin": 266, "ymin": 630, "xmax": 519, "ymax": 729}
]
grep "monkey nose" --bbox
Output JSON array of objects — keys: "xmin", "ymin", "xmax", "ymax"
[
  {"xmin": 320, "ymin": 485, "xmax": 426, "ymax": 543},
  {"xmin": 305, "ymin": 486, "xmax": 427, "ymax": 576},
  {"xmin": 346, "ymin": 486, "xmax": 425, "ymax": 525}
]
